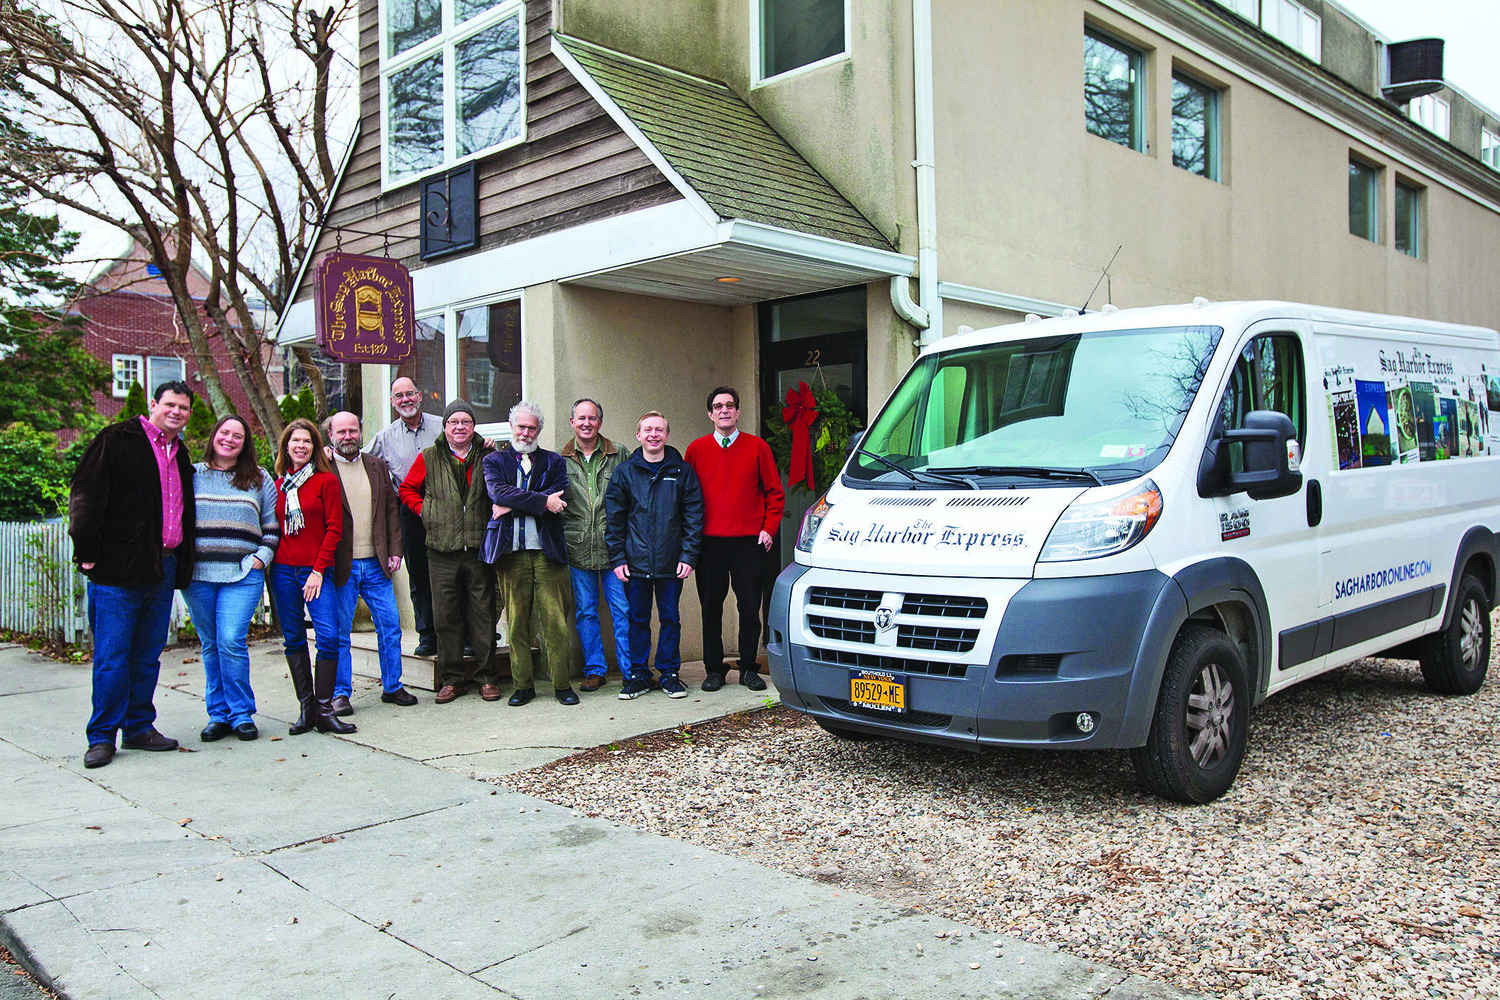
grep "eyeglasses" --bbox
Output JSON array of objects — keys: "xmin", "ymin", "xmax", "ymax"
[
  {"xmin": 446, "ymin": 418, "xmax": 474, "ymax": 427},
  {"xmin": 710, "ymin": 402, "xmax": 737, "ymax": 411},
  {"xmin": 393, "ymin": 391, "xmax": 423, "ymax": 401}
]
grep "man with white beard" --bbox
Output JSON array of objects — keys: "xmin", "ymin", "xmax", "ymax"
[
  {"xmin": 481, "ymin": 401, "xmax": 577, "ymax": 706},
  {"xmin": 368, "ymin": 377, "xmax": 443, "ymax": 656}
]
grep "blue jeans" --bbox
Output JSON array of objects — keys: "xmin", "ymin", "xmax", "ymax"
[
  {"xmin": 86, "ymin": 554, "xmax": 177, "ymax": 747},
  {"xmin": 570, "ymin": 567, "xmax": 631, "ymax": 678},
  {"xmin": 336, "ymin": 558, "xmax": 405, "ymax": 695},
  {"xmin": 267, "ymin": 563, "xmax": 340, "ymax": 663},
  {"xmin": 183, "ymin": 569, "xmax": 264, "ymax": 727},
  {"xmin": 625, "ymin": 575, "xmax": 681, "ymax": 682}
]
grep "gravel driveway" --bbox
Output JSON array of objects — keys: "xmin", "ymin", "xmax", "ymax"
[{"xmin": 503, "ymin": 641, "xmax": 1499, "ymax": 1000}]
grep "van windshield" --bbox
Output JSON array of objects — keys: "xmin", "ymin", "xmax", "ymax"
[{"xmin": 846, "ymin": 325, "xmax": 1223, "ymax": 487}]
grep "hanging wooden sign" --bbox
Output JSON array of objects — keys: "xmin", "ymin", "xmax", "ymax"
[{"xmin": 314, "ymin": 252, "xmax": 415, "ymax": 363}]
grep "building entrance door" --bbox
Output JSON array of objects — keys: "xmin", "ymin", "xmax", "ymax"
[{"xmin": 758, "ymin": 287, "xmax": 869, "ymax": 583}]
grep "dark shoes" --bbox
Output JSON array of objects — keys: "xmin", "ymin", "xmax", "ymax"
[
  {"xmin": 121, "ymin": 728, "xmax": 179, "ymax": 752},
  {"xmin": 479, "ymin": 684, "xmax": 503, "ymax": 702},
  {"xmin": 435, "ymin": 684, "xmax": 467, "ymax": 704},
  {"xmin": 331, "ymin": 696, "xmax": 354, "ymax": 717},
  {"xmin": 235, "ymin": 722, "xmax": 259, "ymax": 741},
  {"xmin": 201, "ymin": 721, "xmax": 233, "ymax": 742},
  {"xmin": 580, "ymin": 675, "xmax": 606, "ymax": 692},
  {"xmin": 659, "ymin": 675, "xmax": 688, "ymax": 699},
  {"xmin": 740, "ymin": 668, "xmax": 767, "ymax": 691},
  {"xmin": 83, "ymin": 743, "xmax": 115, "ymax": 769},
  {"xmin": 555, "ymin": 687, "xmax": 580, "ymax": 705},
  {"xmin": 702, "ymin": 673, "xmax": 726, "ymax": 692},
  {"xmin": 382, "ymin": 688, "xmax": 419, "ymax": 706},
  {"xmin": 413, "ymin": 637, "xmax": 437, "ymax": 657},
  {"xmin": 618, "ymin": 678, "xmax": 650, "ymax": 700},
  {"xmin": 508, "ymin": 687, "xmax": 536, "ymax": 707}
]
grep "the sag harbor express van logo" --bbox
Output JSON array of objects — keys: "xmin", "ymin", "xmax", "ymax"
[
  {"xmin": 1334, "ymin": 558, "xmax": 1433, "ymax": 601},
  {"xmin": 825, "ymin": 518, "xmax": 1027, "ymax": 551}
]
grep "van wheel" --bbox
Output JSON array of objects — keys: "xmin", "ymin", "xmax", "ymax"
[
  {"xmin": 1419, "ymin": 575, "xmax": 1490, "ymax": 695},
  {"xmin": 1131, "ymin": 626, "xmax": 1249, "ymax": 804},
  {"xmin": 817, "ymin": 719, "xmax": 877, "ymax": 742}
]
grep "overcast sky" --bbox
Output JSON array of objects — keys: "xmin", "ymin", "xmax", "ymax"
[{"xmin": 1336, "ymin": 0, "xmax": 1500, "ymax": 113}]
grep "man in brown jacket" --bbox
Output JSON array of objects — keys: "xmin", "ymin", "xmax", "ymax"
[{"xmin": 328, "ymin": 411, "xmax": 418, "ymax": 711}]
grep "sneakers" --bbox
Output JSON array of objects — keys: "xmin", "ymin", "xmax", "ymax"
[
  {"xmin": 659, "ymin": 674, "xmax": 688, "ymax": 699},
  {"xmin": 618, "ymin": 677, "xmax": 651, "ymax": 700}
]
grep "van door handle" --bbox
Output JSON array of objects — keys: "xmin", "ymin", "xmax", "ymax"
[{"xmin": 1306, "ymin": 478, "xmax": 1322, "ymax": 527}]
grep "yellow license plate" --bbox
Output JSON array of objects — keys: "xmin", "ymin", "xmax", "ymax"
[{"xmin": 849, "ymin": 670, "xmax": 905, "ymax": 713}]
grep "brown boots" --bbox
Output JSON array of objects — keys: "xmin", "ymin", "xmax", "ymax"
[
  {"xmin": 313, "ymin": 656, "xmax": 356, "ymax": 734},
  {"xmin": 286, "ymin": 649, "xmax": 357, "ymax": 736},
  {"xmin": 286, "ymin": 648, "xmax": 316, "ymax": 735}
]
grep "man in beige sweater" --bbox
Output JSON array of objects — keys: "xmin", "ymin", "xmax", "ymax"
[{"xmin": 328, "ymin": 411, "xmax": 418, "ymax": 712}]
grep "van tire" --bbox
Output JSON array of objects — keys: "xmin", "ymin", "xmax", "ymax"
[
  {"xmin": 1418, "ymin": 575, "xmax": 1490, "ymax": 696},
  {"xmin": 1131, "ymin": 626, "xmax": 1249, "ymax": 804},
  {"xmin": 816, "ymin": 719, "xmax": 877, "ymax": 742}
]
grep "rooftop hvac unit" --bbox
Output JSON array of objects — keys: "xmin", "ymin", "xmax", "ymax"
[{"xmin": 1383, "ymin": 38, "xmax": 1444, "ymax": 104}]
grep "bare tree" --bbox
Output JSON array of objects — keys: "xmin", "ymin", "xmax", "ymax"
[{"xmin": 0, "ymin": 0, "xmax": 357, "ymax": 437}]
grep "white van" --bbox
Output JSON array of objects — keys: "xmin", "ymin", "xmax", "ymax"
[{"xmin": 767, "ymin": 300, "xmax": 1498, "ymax": 802}]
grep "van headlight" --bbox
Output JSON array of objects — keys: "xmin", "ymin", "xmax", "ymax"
[
  {"xmin": 796, "ymin": 496, "xmax": 832, "ymax": 553},
  {"xmin": 1039, "ymin": 480, "xmax": 1162, "ymax": 562}
]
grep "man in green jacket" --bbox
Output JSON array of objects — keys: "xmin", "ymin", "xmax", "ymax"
[
  {"xmin": 560, "ymin": 398, "xmax": 632, "ymax": 692},
  {"xmin": 397, "ymin": 400, "xmax": 500, "ymax": 704}
]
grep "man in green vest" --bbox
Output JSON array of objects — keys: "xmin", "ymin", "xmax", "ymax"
[{"xmin": 397, "ymin": 400, "xmax": 500, "ymax": 704}]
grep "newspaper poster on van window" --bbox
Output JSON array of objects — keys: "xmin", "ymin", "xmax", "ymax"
[{"xmin": 1321, "ymin": 342, "xmax": 1495, "ymax": 469}]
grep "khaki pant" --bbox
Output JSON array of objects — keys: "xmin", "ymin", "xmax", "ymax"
[{"xmin": 496, "ymin": 550, "xmax": 574, "ymax": 691}]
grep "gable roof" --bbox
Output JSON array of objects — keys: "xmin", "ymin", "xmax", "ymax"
[{"xmin": 554, "ymin": 35, "xmax": 893, "ymax": 252}]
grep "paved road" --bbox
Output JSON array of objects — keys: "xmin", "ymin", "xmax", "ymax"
[{"xmin": 0, "ymin": 641, "xmax": 1197, "ymax": 999}]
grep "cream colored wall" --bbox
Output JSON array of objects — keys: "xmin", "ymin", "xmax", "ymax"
[
  {"xmin": 932, "ymin": 0, "xmax": 1500, "ymax": 329},
  {"xmin": 540, "ymin": 282, "xmax": 759, "ymax": 662}
]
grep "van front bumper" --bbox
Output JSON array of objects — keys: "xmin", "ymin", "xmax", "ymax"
[{"xmin": 768, "ymin": 563, "xmax": 1182, "ymax": 750}]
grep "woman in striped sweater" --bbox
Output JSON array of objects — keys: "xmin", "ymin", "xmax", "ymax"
[{"xmin": 183, "ymin": 416, "xmax": 280, "ymax": 742}]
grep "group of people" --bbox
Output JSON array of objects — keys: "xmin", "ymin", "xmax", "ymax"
[{"xmin": 68, "ymin": 377, "xmax": 783, "ymax": 770}]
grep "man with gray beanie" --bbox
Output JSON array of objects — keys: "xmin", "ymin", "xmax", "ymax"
[{"xmin": 398, "ymin": 399, "xmax": 501, "ymax": 703}]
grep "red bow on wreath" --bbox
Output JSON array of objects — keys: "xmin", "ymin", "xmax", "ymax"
[{"xmin": 782, "ymin": 381, "xmax": 819, "ymax": 491}]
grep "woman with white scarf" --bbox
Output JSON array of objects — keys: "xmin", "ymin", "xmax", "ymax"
[{"xmin": 269, "ymin": 418, "xmax": 355, "ymax": 736}]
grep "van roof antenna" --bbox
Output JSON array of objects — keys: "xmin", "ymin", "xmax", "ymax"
[{"xmin": 1080, "ymin": 245, "xmax": 1123, "ymax": 314}]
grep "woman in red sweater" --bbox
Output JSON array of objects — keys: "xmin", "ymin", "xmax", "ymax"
[{"xmin": 268, "ymin": 418, "xmax": 354, "ymax": 736}]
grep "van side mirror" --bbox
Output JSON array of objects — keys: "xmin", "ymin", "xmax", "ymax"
[
  {"xmin": 1197, "ymin": 410, "xmax": 1303, "ymax": 501},
  {"xmin": 845, "ymin": 431, "xmax": 865, "ymax": 457}
]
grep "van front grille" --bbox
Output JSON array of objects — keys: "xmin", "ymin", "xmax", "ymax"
[
  {"xmin": 805, "ymin": 646, "xmax": 968, "ymax": 679},
  {"xmin": 897, "ymin": 623, "xmax": 980, "ymax": 652}
]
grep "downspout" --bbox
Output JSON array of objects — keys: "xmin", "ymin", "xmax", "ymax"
[{"xmin": 890, "ymin": 0, "xmax": 940, "ymax": 346}]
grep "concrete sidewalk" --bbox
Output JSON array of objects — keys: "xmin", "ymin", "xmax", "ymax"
[{"xmin": 0, "ymin": 641, "xmax": 1196, "ymax": 999}]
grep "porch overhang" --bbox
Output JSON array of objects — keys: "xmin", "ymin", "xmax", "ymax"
[{"xmin": 562, "ymin": 218, "xmax": 914, "ymax": 306}]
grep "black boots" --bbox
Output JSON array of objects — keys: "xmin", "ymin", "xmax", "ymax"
[
  {"xmin": 287, "ymin": 648, "xmax": 316, "ymax": 736},
  {"xmin": 313, "ymin": 657, "xmax": 357, "ymax": 734}
]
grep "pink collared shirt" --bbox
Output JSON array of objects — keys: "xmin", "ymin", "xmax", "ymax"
[{"xmin": 140, "ymin": 416, "xmax": 184, "ymax": 550}]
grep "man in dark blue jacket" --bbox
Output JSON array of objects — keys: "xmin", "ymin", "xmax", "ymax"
[
  {"xmin": 604, "ymin": 410, "xmax": 704, "ymax": 700},
  {"xmin": 482, "ymin": 401, "xmax": 578, "ymax": 706}
]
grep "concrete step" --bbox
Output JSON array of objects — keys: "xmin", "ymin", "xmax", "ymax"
[{"xmin": 347, "ymin": 630, "xmax": 514, "ymax": 691}]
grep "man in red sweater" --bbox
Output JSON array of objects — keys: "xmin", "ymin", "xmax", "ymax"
[{"xmin": 683, "ymin": 386, "xmax": 784, "ymax": 692}]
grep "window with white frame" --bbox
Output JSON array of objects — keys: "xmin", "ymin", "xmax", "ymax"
[
  {"xmin": 146, "ymin": 356, "xmax": 186, "ymax": 395},
  {"xmin": 1213, "ymin": 0, "xmax": 1258, "ymax": 21},
  {"xmin": 1172, "ymin": 72, "xmax": 1221, "ymax": 180},
  {"xmin": 756, "ymin": 0, "xmax": 847, "ymax": 83},
  {"xmin": 1483, "ymin": 128, "xmax": 1500, "ymax": 170},
  {"xmin": 381, "ymin": 0, "xmax": 524, "ymax": 185},
  {"xmin": 1262, "ymin": 0, "xmax": 1320, "ymax": 61},
  {"xmin": 1407, "ymin": 94, "xmax": 1451, "ymax": 140},
  {"xmin": 1394, "ymin": 180, "xmax": 1422, "ymax": 258},
  {"xmin": 112, "ymin": 354, "xmax": 142, "ymax": 398},
  {"xmin": 397, "ymin": 298, "xmax": 523, "ymax": 432},
  {"xmin": 1085, "ymin": 28, "xmax": 1145, "ymax": 152}
]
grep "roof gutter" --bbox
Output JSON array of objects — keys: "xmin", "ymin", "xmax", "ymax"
[{"xmin": 891, "ymin": 0, "xmax": 940, "ymax": 344}]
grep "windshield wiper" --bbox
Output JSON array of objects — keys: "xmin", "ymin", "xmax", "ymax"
[
  {"xmin": 928, "ymin": 465, "xmax": 1106, "ymax": 487},
  {"xmin": 855, "ymin": 449, "xmax": 975, "ymax": 489}
]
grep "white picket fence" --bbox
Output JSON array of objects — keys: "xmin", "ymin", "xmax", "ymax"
[{"xmin": 0, "ymin": 520, "xmax": 87, "ymax": 642}]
